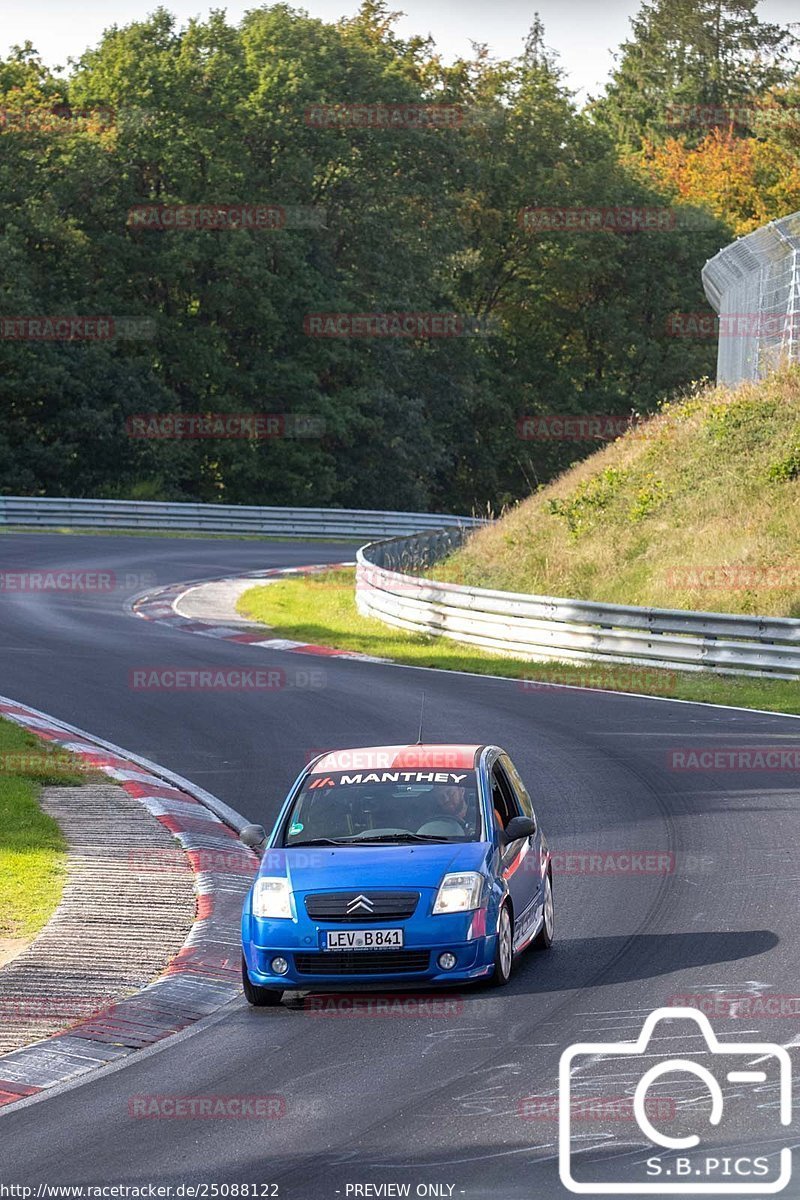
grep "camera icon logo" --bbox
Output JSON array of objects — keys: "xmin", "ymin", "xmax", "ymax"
[{"xmin": 559, "ymin": 1007, "xmax": 792, "ymax": 1194}]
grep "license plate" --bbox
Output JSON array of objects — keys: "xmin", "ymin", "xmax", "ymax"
[{"xmin": 325, "ymin": 928, "xmax": 404, "ymax": 951}]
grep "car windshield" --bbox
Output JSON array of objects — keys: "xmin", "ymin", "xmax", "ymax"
[{"xmin": 282, "ymin": 768, "xmax": 483, "ymax": 845}]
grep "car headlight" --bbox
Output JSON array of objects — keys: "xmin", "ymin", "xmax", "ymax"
[
  {"xmin": 252, "ymin": 877, "xmax": 293, "ymax": 919},
  {"xmin": 433, "ymin": 871, "xmax": 483, "ymax": 914}
]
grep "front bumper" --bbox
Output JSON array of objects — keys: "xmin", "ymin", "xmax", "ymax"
[{"xmin": 242, "ymin": 904, "xmax": 496, "ymax": 988}]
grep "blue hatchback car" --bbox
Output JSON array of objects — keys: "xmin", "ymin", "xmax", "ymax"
[{"xmin": 240, "ymin": 743, "xmax": 554, "ymax": 1005}]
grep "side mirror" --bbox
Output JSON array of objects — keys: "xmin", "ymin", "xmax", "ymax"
[
  {"xmin": 240, "ymin": 823, "xmax": 267, "ymax": 851},
  {"xmin": 503, "ymin": 816, "xmax": 536, "ymax": 842}
]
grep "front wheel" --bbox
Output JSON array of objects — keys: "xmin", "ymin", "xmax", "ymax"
[
  {"xmin": 486, "ymin": 903, "xmax": 514, "ymax": 988},
  {"xmin": 533, "ymin": 870, "xmax": 554, "ymax": 950},
  {"xmin": 241, "ymin": 954, "xmax": 284, "ymax": 1007}
]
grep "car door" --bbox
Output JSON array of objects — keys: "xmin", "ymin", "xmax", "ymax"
[
  {"xmin": 490, "ymin": 756, "xmax": 538, "ymax": 951},
  {"xmin": 500, "ymin": 753, "xmax": 546, "ymax": 951}
]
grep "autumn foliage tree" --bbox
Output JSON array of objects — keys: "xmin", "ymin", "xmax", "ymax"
[
  {"xmin": 594, "ymin": 1, "xmax": 800, "ymax": 236},
  {"xmin": 636, "ymin": 127, "xmax": 800, "ymax": 235}
]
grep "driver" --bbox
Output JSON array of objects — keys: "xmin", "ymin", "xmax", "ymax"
[
  {"xmin": 435, "ymin": 786, "xmax": 505, "ymax": 839},
  {"xmin": 437, "ymin": 784, "xmax": 471, "ymax": 825},
  {"xmin": 436, "ymin": 785, "xmax": 505, "ymax": 839}
]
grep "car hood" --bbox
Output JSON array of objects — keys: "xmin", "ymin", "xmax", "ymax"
[{"xmin": 261, "ymin": 842, "xmax": 491, "ymax": 892}]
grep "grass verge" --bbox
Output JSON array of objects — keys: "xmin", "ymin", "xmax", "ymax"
[
  {"xmin": 237, "ymin": 568, "xmax": 800, "ymax": 716},
  {"xmin": 434, "ymin": 366, "xmax": 800, "ymax": 617},
  {"xmin": 0, "ymin": 719, "xmax": 90, "ymax": 939}
]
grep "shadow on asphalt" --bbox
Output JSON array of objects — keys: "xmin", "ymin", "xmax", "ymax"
[
  {"xmin": 505, "ymin": 928, "xmax": 779, "ymax": 994},
  {"xmin": 262, "ymin": 930, "xmax": 779, "ymax": 1009}
]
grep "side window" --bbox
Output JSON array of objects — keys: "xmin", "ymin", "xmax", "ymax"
[
  {"xmin": 502, "ymin": 755, "xmax": 535, "ymax": 822},
  {"xmin": 490, "ymin": 761, "xmax": 522, "ymax": 834}
]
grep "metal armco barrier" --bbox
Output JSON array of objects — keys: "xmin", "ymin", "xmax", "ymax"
[
  {"xmin": 0, "ymin": 496, "xmax": 484, "ymax": 539},
  {"xmin": 357, "ymin": 531, "xmax": 800, "ymax": 679},
  {"xmin": 7, "ymin": 498, "xmax": 798, "ymax": 678}
]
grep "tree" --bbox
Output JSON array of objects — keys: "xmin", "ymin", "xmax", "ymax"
[
  {"xmin": 522, "ymin": 13, "xmax": 558, "ymax": 75},
  {"xmin": 0, "ymin": 7, "xmax": 724, "ymax": 513},
  {"xmin": 591, "ymin": 0, "xmax": 797, "ymax": 149},
  {"xmin": 635, "ymin": 129, "xmax": 800, "ymax": 235}
]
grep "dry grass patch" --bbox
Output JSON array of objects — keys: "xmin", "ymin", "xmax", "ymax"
[{"xmin": 435, "ymin": 366, "xmax": 800, "ymax": 616}]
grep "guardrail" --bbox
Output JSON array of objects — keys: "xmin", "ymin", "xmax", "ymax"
[
  {"xmin": 356, "ymin": 530, "xmax": 800, "ymax": 679},
  {"xmin": 9, "ymin": 497, "xmax": 798, "ymax": 678},
  {"xmin": 0, "ymin": 496, "xmax": 484, "ymax": 539}
]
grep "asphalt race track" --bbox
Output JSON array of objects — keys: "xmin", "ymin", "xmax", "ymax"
[{"xmin": 1, "ymin": 532, "xmax": 799, "ymax": 1198}]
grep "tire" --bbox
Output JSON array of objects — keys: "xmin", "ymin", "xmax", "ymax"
[
  {"xmin": 533, "ymin": 870, "xmax": 554, "ymax": 951},
  {"xmin": 241, "ymin": 954, "xmax": 284, "ymax": 1007},
  {"xmin": 486, "ymin": 903, "xmax": 514, "ymax": 988}
]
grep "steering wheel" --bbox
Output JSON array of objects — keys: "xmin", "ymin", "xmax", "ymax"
[
  {"xmin": 416, "ymin": 818, "xmax": 466, "ymax": 837},
  {"xmin": 349, "ymin": 827, "xmax": 415, "ymax": 839}
]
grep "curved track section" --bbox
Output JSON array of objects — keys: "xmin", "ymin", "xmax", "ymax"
[{"xmin": 0, "ymin": 533, "xmax": 799, "ymax": 1197}]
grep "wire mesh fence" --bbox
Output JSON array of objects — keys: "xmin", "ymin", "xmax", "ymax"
[{"xmin": 702, "ymin": 211, "xmax": 800, "ymax": 385}]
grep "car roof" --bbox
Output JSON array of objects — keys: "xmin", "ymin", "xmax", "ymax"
[{"xmin": 308, "ymin": 744, "xmax": 483, "ymax": 774}]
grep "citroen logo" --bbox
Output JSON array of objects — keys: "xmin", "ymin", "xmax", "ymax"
[{"xmin": 346, "ymin": 894, "xmax": 374, "ymax": 914}]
